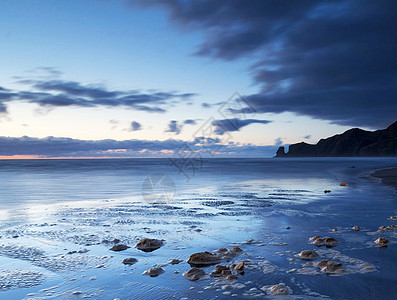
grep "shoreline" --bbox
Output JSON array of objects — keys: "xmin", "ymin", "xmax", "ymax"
[{"xmin": 371, "ymin": 167, "xmax": 397, "ymax": 190}]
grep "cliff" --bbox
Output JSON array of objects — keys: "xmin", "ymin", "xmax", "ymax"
[{"xmin": 276, "ymin": 121, "xmax": 397, "ymax": 157}]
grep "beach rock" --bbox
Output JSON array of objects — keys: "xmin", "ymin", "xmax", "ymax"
[
  {"xmin": 222, "ymin": 246, "xmax": 244, "ymax": 260},
  {"xmin": 215, "ymin": 248, "xmax": 228, "ymax": 253},
  {"xmin": 312, "ymin": 237, "xmax": 339, "ymax": 247},
  {"xmin": 230, "ymin": 246, "xmax": 243, "ymax": 253},
  {"xmin": 183, "ymin": 268, "xmax": 206, "ymax": 281},
  {"xmin": 234, "ymin": 262, "xmax": 245, "ymax": 273},
  {"xmin": 324, "ymin": 190, "xmax": 331, "ymax": 193},
  {"xmin": 135, "ymin": 238, "xmax": 164, "ymax": 252},
  {"xmin": 389, "ymin": 216, "xmax": 397, "ymax": 221},
  {"xmin": 210, "ymin": 265, "xmax": 231, "ymax": 277},
  {"xmin": 298, "ymin": 250, "xmax": 319, "ymax": 261},
  {"xmin": 317, "ymin": 259, "xmax": 343, "ymax": 274},
  {"xmin": 378, "ymin": 225, "xmax": 387, "ymax": 232},
  {"xmin": 142, "ymin": 267, "xmax": 164, "ymax": 277},
  {"xmin": 283, "ymin": 226, "xmax": 291, "ymax": 229},
  {"xmin": 375, "ymin": 237, "xmax": 389, "ymax": 247},
  {"xmin": 261, "ymin": 283, "xmax": 292, "ymax": 295},
  {"xmin": 122, "ymin": 258, "xmax": 137, "ymax": 265},
  {"xmin": 109, "ymin": 244, "xmax": 130, "ymax": 252},
  {"xmin": 168, "ymin": 259, "xmax": 182, "ymax": 265},
  {"xmin": 352, "ymin": 226, "xmax": 360, "ymax": 231},
  {"xmin": 226, "ymin": 274, "xmax": 238, "ymax": 280},
  {"xmin": 387, "ymin": 225, "xmax": 396, "ymax": 230},
  {"xmin": 187, "ymin": 251, "xmax": 221, "ymax": 266}
]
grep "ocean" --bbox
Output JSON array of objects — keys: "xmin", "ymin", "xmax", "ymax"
[{"xmin": 0, "ymin": 158, "xmax": 396, "ymax": 299}]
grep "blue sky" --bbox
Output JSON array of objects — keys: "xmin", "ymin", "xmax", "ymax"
[{"xmin": 0, "ymin": 0, "xmax": 395, "ymax": 158}]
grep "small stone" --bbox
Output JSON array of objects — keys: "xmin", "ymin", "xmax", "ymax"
[
  {"xmin": 183, "ymin": 268, "xmax": 206, "ymax": 281},
  {"xmin": 72, "ymin": 291, "xmax": 82, "ymax": 295},
  {"xmin": 142, "ymin": 267, "xmax": 164, "ymax": 277},
  {"xmin": 283, "ymin": 226, "xmax": 291, "ymax": 230},
  {"xmin": 234, "ymin": 262, "xmax": 245, "ymax": 272},
  {"xmin": 168, "ymin": 259, "xmax": 182, "ymax": 264},
  {"xmin": 268, "ymin": 283, "xmax": 291, "ymax": 295},
  {"xmin": 226, "ymin": 274, "xmax": 238, "ymax": 280},
  {"xmin": 109, "ymin": 244, "xmax": 130, "ymax": 252},
  {"xmin": 387, "ymin": 225, "xmax": 396, "ymax": 230},
  {"xmin": 135, "ymin": 238, "xmax": 164, "ymax": 252},
  {"xmin": 298, "ymin": 250, "xmax": 319, "ymax": 261},
  {"xmin": 317, "ymin": 259, "xmax": 343, "ymax": 274},
  {"xmin": 332, "ymin": 228, "xmax": 338, "ymax": 232},
  {"xmin": 312, "ymin": 237, "xmax": 338, "ymax": 247},
  {"xmin": 89, "ymin": 277, "xmax": 96, "ymax": 280},
  {"xmin": 378, "ymin": 226, "xmax": 387, "ymax": 232},
  {"xmin": 215, "ymin": 248, "xmax": 228, "ymax": 253},
  {"xmin": 352, "ymin": 226, "xmax": 360, "ymax": 231},
  {"xmin": 210, "ymin": 265, "xmax": 231, "ymax": 277},
  {"xmin": 324, "ymin": 190, "xmax": 331, "ymax": 193},
  {"xmin": 388, "ymin": 216, "xmax": 397, "ymax": 221},
  {"xmin": 375, "ymin": 237, "xmax": 389, "ymax": 247},
  {"xmin": 230, "ymin": 246, "xmax": 243, "ymax": 253},
  {"xmin": 122, "ymin": 258, "xmax": 138, "ymax": 265}
]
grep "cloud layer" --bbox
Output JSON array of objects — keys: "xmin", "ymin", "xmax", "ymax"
[
  {"xmin": 0, "ymin": 136, "xmax": 278, "ymax": 158},
  {"xmin": 0, "ymin": 79, "xmax": 196, "ymax": 113},
  {"xmin": 133, "ymin": 0, "xmax": 397, "ymax": 128}
]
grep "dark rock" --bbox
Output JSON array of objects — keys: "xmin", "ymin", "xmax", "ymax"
[
  {"xmin": 135, "ymin": 238, "xmax": 164, "ymax": 252},
  {"xmin": 183, "ymin": 268, "xmax": 206, "ymax": 281},
  {"xmin": 122, "ymin": 258, "xmax": 138, "ymax": 265},
  {"xmin": 210, "ymin": 265, "xmax": 231, "ymax": 277},
  {"xmin": 311, "ymin": 237, "xmax": 339, "ymax": 247},
  {"xmin": 142, "ymin": 267, "xmax": 164, "ymax": 277},
  {"xmin": 324, "ymin": 190, "xmax": 331, "ymax": 193},
  {"xmin": 275, "ymin": 146, "xmax": 286, "ymax": 157},
  {"xmin": 375, "ymin": 237, "xmax": 389, "ymax": 247},
  {"xmin": 109, "ymin": 244, "xmax": 130, "ymax": 251},
  {"xmin": 298, "ymin": 250, "xmax": 319, "ymax": 261},
  {"xmin": 275, "ymin": 121, "xmax": 397, "ymax": 157},
  {"xmin": 268, "ymin": 283, "xmax": 292, "ymax": 295},
  {"xmin": 187, "ymin": 251, "xmax": 221, "ymax": 267},
  {"xmin": 234, "ymin": 262, "xmax": 245, "ymax": 273},
  {"xmin": 168, "ymin": 259, "xmax": 182, "ymax": 265},
  {"xmin": 317, "ymin": 259, "xmax": 343, "ymax": 274}
]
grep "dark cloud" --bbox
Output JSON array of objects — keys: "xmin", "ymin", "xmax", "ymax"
[
  {"xmin": 212, "ymin": 118, "xmax": 271, "ymax": 135},
  {"xmin": 132, "ymin": 0, "xmax": 397, "ymax": 128},
  {"xmin": 0, "ymin": 79, "xmax": 196, "ymax": 114},
  {"xmin": 201, "ymin": 102, "xmax": 211, "ymax": 108},
  {"xmin": 165, "ymin": 120, "xmax": 182, "ymax": 134},
  {"xmin": 0, "ymin": 136, "xmax": 277, "ymax": 157},
  {"xmin": 183, "ymin": 119, "xmax": 196, "ymax": 125},
  {"xmin": 131, "ymin": 121, "xmax": 142, "ymax": 131}
]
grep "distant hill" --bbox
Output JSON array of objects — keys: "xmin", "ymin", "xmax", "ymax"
[{"xmin": 275, "ymin": 121, "xmax": 397, "ymax": 157}]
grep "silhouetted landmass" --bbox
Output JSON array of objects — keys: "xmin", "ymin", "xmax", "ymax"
[{"xmin": 276, "ymin": 121, "xmax": 397, "ymax": 157}]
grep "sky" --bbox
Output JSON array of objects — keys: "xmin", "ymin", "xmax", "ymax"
[{"xmin": 0, "ymin": 0, "xmax": 396, "ymax": 158}]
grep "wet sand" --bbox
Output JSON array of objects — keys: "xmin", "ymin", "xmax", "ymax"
[
  {"xmin": 1, "ymin": 158, "xmax": 397, "ymax": 299},
  {"xmin": 372, "ymin": 167, "xmax": 397, "ymax": 190}
]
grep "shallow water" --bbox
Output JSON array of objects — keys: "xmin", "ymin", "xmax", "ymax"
[{"xmin": 0, "ymin": 158, "xmax": 396, "ymax": 299}]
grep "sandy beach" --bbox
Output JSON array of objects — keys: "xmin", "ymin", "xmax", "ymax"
[{"xmin": 372, "ymin": 167, "xmax": 397, "ymax": 190}]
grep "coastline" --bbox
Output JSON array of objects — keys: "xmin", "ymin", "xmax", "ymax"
[{"xmin": 372, "ymin": 167, "xmax": 397, "ymax": 190}]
